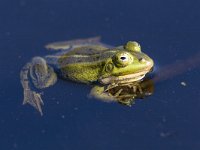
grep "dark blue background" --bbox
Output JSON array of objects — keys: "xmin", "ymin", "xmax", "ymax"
[{"xmin": 1, "ymin": 0, "xmax": 200, "ymax": 150}]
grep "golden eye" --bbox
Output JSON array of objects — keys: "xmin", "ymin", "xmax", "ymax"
[{"xmin": 113, "ymin": 52, "xmax": 133, "ymax": 67}]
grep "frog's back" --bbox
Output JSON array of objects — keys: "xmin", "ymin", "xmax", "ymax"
[
  {"xmin": 61, "ymin": 47, "xmax": 117, "ymax": 64},
  {"xmin": 44, "ymin": 45, "xmax": 117, "ymax": 83},
  {"xmin": 65, "ymin": 45, "xmax": 107, "ymax": 55},
  {"xmin": 44, "ymin": 37, "xmax": 119, "ymax": 83},
  {"xmin": 45, "ymin": 37, "xmax": 114, "ymax": 66}
]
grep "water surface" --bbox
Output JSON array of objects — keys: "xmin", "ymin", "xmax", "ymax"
[{"xmin": 0, "ymin": 0, "xmax": 200, "ymax": 150}]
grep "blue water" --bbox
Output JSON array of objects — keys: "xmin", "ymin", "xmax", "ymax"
[{"xmin": 1, "ymin": 0, "xmax": 200, "ymax": 150}]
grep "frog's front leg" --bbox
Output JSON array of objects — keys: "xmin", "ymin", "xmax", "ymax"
[
  {"xmin": 104, "ymin": 82, "xmax": 119, "ymax": 92},
  {"xmin": 89, "ymin": 85, "xmax": 117, "ymax": 103},
  {"xmin": 20, "ymin": 57, "xmax": 57, "ymax": 115}
]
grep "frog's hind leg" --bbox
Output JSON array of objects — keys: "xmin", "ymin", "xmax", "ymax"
[
  {"xmin": 20, "ymin": 57, "xmax": 57, "ymax": 115},
  {"xmin": 45, "ymin": 36, "xmax": 113, "ymax": 51},
  {"xmin": 20, "ymin": 63, "xmax": 44, "ymax": 115},
  {"xmin": 29, "ymin": 57, "xmax": 57, "ymax": 89}
]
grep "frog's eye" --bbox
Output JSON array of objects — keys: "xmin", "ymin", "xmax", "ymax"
[
  {"xmin": 124, "ymin": 41, "xmax": 141, "ymax": 52},
  {"xmin": 113, "ymin": 52, "xmax": 133, "ymax": 67}
]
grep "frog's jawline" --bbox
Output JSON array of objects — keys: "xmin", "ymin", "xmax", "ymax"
[{"xmin": 99, "ymin": 70, "xmax": 150, "ymax": 85}]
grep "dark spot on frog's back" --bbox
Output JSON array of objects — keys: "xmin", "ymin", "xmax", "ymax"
[
  {"xmin": 58, "ymin": 49, "xmax": 114, "ymax": 67},
  {"xmin": 58, "ymin": 55, "xmax": 99, "ymax": 66}
]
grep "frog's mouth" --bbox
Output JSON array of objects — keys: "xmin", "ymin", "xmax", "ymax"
[{"xmin": 99, "ymin": 68, "xmax": 152, "ymax": 85}]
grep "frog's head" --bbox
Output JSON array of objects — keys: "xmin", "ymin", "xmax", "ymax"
[{"xmin": 99, "ymin": 41, "xmax": 154, "ymax": 84}]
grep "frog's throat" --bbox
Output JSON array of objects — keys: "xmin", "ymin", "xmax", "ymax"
[{"xmin": 99, "ymin": 70, "xmax": 150, "ymax": 85}]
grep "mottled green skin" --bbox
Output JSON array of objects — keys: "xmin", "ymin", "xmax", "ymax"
[{"xmin": 56, "ymin": 43, "xmax": 154, "ymax": 84}]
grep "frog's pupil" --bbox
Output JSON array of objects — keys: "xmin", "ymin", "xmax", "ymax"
[{"xmin": 120, "ymin": 56, "xmax": 126, "ymax": 60}]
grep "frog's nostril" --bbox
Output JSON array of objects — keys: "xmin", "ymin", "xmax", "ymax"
[{"xmin": 139, "ymin": 58, "xmax": 146, "ymax": 62}]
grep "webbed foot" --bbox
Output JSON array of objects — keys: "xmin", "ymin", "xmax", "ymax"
[{"xmin": 22, "ymin": 89, "xmax": 44, "ymax": 115}]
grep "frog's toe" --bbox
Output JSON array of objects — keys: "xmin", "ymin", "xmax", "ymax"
[{"xmin": 23, "ymin": 89, "xmax": 44, "ymax": 115}]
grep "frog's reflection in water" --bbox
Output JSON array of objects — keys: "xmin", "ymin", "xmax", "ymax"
[{"xmin": 90, "ymin": 78, "xmax": 154, "ymax": 106}]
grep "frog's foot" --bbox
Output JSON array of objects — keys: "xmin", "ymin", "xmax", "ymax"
[
  {"xmin": 108, "ymin": 83, "xmax": 141, "ymax": 106},
  {"xmin": 20, "ymin": 57, "xmax": 57, "ymax": 115},
  {"xmin": 22, "ymin": 89, "xmax": 44, "ymax": 115},
  {"xmin": 104, "ymin": 83, "xmax": 119, "ymax": 92},
  {"xmin": 131, "ymin": 83, "xmax": 143, "ymax": 94},
  {"xmin": 112, "ymin": 89, "xmax": 123, "ymax": 97}
]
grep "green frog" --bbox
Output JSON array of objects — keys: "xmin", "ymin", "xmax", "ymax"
[{"xmin": 20, "ymin": 37, "xmax": 154, "ymax": 115}]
